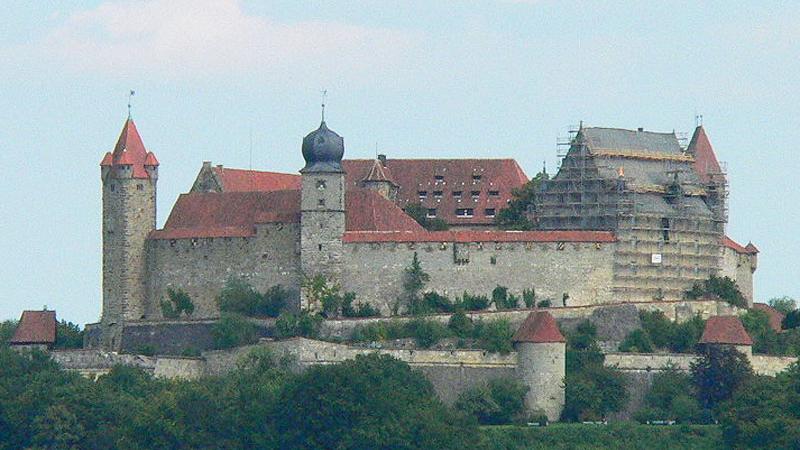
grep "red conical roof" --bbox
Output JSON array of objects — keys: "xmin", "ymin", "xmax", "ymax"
[
  {"xmin": 108, "ymin": 119, "xmax": 154, "ymax": 179},
  {"xmin": 512, "ymin": 311, "xmax": 565, "ymax": 343},
  {"xmin": 688, "ymin": 126, "xmax": 723, "ymax": 184},
  {"xmin": 699, "ymin": 316, "xmax": 753, "ymax": 346},
  {"xmin": 100, "ymin": 152, "xmax": 113, "ymax": 166},
  {"xmin": 144, "ymin": 152, "xmax": 159, "ymax": 166}
]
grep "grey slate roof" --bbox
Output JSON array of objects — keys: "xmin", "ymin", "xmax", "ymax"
[{"xmin": 581, "ymin": 127, "xmax": 683, "ymax": 154}]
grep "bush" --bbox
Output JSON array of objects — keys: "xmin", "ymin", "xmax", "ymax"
[
  {"xmin": 422, "ymin": 291, "xmax": 455, "ymax": 313},
  {"xmin": 261, "ymin": 285, "xmax": 289, "ymax": 318},
  {"xmin": 492, "ymin": 286, "xmax": 516, "ymax": 310},
  {"xmin": 637, "ymin": 311, "xmax": 705, "ymax": 353},
  {"xmin": 455, "ymin": 378, "xmax": 529, "ymax": 425},
  {"xmin": 459, "ymin": 292, "xmax": 491, "ymax": 311},
  {"xmin": 160, "ymin": 287, "xmax": 195, "ymax": 319},
  {"xmin": 448, "ymin": 310, "xmax": 474, "ymax": 338},
  {"xmin": 407, "ymin": 318, "xmax": 449, "ymax": 348},
  {"xmin": 634, "ymin": 367, "xmax": 704, "ymax": 424},
  {"xmin": 275, "ymin": 312, "xmax": 322, "ymax": 339},
  {"xmin": 783, "ymin": 309, "xmax": 800, "ymax": 330},
  {"xmin": 218, "ymin": 277, "xmax": 262, "ymax": 316},
  {"xmin": 684, "ymin": 275, "xmax": 747, "ymax": 308},
  {"xmin": 54, "ymin": 320, "xmax": 84, "ymax": 349},
  {"xmin": 135, "ymin": 344, "xmax": 156, "ymax": 356},
  {"xmin": 343, "ymin": 300, "xmax": 381, "ymax": 318},
  {"xmin": 212, "ymin": 313, "xmax": 259, "ymax": 349},
  {"xmin": 474, "ymin": 319, "xmax": 514, "ymax": 354},
  {"xmin": 522, "ymin": 288, "xmax": 536, "ymax": 308},
  {"xmin": 619, "ymin": 329, "xmax": 654, "ymax": 353},
  {"xmin": 351, "ymin": 320, "xmax": 408, "ymax": 342},
  {"xmin": 0, "ymin": 320, "xmax": 17, "ymax": 347},
  {"xmin": 536, "ymin": 299, "xmax": 552, "ymax": 308}
]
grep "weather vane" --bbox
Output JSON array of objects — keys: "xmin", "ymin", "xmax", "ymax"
[
  {"xmin": 128, "ymin": 90, "xmax": 136, "ymax": 119},
  {"xmin": 321, "ymin": 89, "xmax": 327, "ymax": 122}
]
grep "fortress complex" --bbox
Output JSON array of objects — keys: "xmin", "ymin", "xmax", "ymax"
[{"xmin": 95, "ymin": 116, "xmax": 757, "ymax": 350}]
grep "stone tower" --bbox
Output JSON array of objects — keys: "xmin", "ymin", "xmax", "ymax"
[
  {"xmin": 360, "ymin": 156, "xmax": 398, "ymax": 201},
  {"xmin": 299, "ymin": 120, "xmax": 346, "ymax": 310},
  {"xmin": 512, "ymin": 311, "xmax": 566, "ymax": 422},
  {"xmin": 99, "ymin": 118, "xmax": 158, "ymax": 350}
]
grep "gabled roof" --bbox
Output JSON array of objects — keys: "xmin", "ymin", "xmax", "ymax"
[
  {"xmin": 699, "ymin": 316, "xmax": 753, "ymax": 346},
  {"xmin": 363, "ymin": 159, "xmax": 397, "ymax": 185},
  {"xmin": 580, "ymin": 127, "xmax": 684, "ymax": 155},
  {"xmin": 343, "ymin": 158, "xmax": 529, "ymax": 226},
  {"xmin": 212, "ymin": 166, "xmax": 301, "ymax": 192},
  {"xmin": 723, "ymin": 236, "xmax": 759, "ymax": 255},
  {"xmin": 512, "ymin": 311, "xmax": 565, "ymax": 343},
  {"xmin": 345, "ymin": 190, "xmax": 423, "ymax": 232},
  {"xmin": 688, "ymin": 126, "xmax": 723, "ymax": 184},
  {"xmin": 752, "ymin": 304, "xmax": 785, "ymax": 333},
  {"xmin": 101, "ymin": 119, "xmax": 154, "ymax": 179},
  {"xmin": 9, "ymin": 310, "xmax": 57, "ymax": 345}
]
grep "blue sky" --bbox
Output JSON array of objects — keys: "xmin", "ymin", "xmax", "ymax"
[{"xmin": 1, "ymin": 0, "xmax": 798, "ymax": 325}]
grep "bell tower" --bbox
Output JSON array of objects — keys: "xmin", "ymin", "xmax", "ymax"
[
  {"xmin": 100, "ymin": 118, "xmax": 158, "ymax": 350},
  {"xmin": 299, "ymin": 119, "xmax": 346, "ymax": 311}
]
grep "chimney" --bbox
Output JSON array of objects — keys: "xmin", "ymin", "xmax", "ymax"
[{"xmin": 378, "ymin": 154, "xmax": 387, "ymax": 166}]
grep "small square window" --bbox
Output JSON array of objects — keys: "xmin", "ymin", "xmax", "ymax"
[
  {"xmin": 488, "ymin": 190, "xmax": 500, "ymax": 197},
  {"xmin": 471, "ymin": 191, "xmax": 480, "ymax": 199},
  {"xmin": 426, "ymin": 208, "xmax": 437, "ymax": 218},
  {"xmin": 318, "ymin": 198, "xmax": 325, "ymax": 207},
  {"xmin": 433, "ymin": 191, "xmax": 443, "ymax": 199},
  {"xmin": 452, "ymin": 191, "xmax": 463, "ymax": 198},
  {"xmin": 472, "ymin": 174, "xmax": 482, "ymax": 182},
  {"xmin": 484, "ymin": 208, "xmax": 496, "ymax": 217},
  {"xmin": 316, "ymin": 180, "xmax": 327, "ymax": 190},
  {"xmin": 137, "ymin": 184, "xmax": 144, "ymax": 191},
  {"xmin": 434, "ymin": 175, "xmax": 444, "ymax": 182},
  {"xmin": 456, "ymin": 208, "xmax": 474, "ymax": 218},
  {"xmin": 418, "ymin": 191, "xmax": 428, "ymax": 199}
]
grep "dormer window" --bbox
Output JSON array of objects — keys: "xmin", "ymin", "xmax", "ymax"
[
  {"xmin": 484, "ymin": 208, "xmax": 496, "ymax": 217},
  {"xmin": 472, "ymin": 174, "xmax": 482, "ymax": 182},
  {"xmin": 452, "ymin": 191, "xmax": 462, "ymax": 199},
  {"xmin": 433, "ymin": 191, "xmax": 443, "ymax": 199},
  {"xmin": 456, "ymin": 208, "xmax": 474, "ymax": 218},
  {"xmin": 427, "ymin": 208, "xmax": 437, "ymax": 218},
  {"xmin": 471, "ymin": 191, "xmax": 480, "ymax": 199},
  {"xmin": 434, "ymin": 175, "xmax": 444, "ymax": 182},
  {"xmin": 418, "ymin": 191, "xmax": 428, "ymax": 199},
  {"xmin": 489, "ymin": 190, "xmax": 500, "ymax": 197}
]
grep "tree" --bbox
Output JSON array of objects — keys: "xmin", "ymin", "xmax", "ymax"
[
  {"xmin": 275, "ymin": 311, "xmax": 322, "ymax": 339},
  {"xmin": 684, "ymin": 275, "xmax": 747, "ymax": 308},
  {"xmin": 741, "ymin": 309, "xmax": 781, "ymax": 354},
  {"xmin": 691, "ymin": 346, "xmax": 753, "ymax": 409},
  {"xmin": 160, "ymin": 288, "xmax": 195, "ymax": 319},
  {"xmin": 633, "ymin": 366, "xmax": 703, "ymax": 423},
  {"xmin": 211, "ymin": 314, "xmax": 259, "ymax": 349},
  {"xmin": 495, "ymin": 171, "xmax": 549, "ymax": 230},
  {"xmin": 276, "ymin": 354, "xmax": 478, "ymax": 449},
  {"xmin": 455, "ymin": 378, "xmax": 529, "ymax": 425},
  {"xmin": 619, "ymin": 329, "xmax": 654, "ymax": 353},
  {"xmin": 783, "ymin": 309, "xmax": 800, "ymax": 330},
  {"xmin": 402, "ymin": 252, "xmax": 430, "ymax": 315},
  {"xmin": 768, "ymin": 296, "xmax": 797, "ymax": 315},
  {"xmin": 54, "ymin": 320, "xmax": 84, "ymax": 349}
]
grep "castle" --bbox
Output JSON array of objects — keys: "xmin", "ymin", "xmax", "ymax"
[{"xmin": 93, "ymin": 116, "xmax": 757, "ymax": 350}]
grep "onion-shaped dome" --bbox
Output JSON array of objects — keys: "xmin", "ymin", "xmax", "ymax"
[{"xmin": 301, "ymin": 121, "xmax": 344, "ymax": 173}]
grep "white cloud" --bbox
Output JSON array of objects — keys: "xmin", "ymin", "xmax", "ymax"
[{"xmin": 34, "ymin": 0, "xmax": 419, "ymax": 80}]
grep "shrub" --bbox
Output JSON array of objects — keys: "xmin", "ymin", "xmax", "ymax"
[
  {"xmin": 351, "ymin": 320, "xmax": 408, "ymax": 342},
  {"xmin": 260, "ymin": 285, "xmax": 289, "ymax": 318},
  {"xmin": 522, "ymin": 288, "xmax": 536, "ymax": 308},
  {"xmin": 54, "ymin": 320, "xmax": 84, "ymax": 350},
  {"xmin": 135, "ymin": 344, "xmax": 156, "ymax": 356},
  {"xmin": 536, "ymin": 299, "xmax": 552, "ymax": 308},
  {"xmin": 741, "ymin": 309, "xmax": 781, "ymax": 354},
  {"xmin": 638, "ymin": 311, "xmax": 705, "ymax": 353},
  {"xmin": 459, "ymin": 292, "xmax": 490, "ymax": 311},
  {"xmin": 343, "ymin": 300, "xmax": 381, "ymax": 318},
  {"xmin": 691, "ymin": 346, "xmax": 753, "ymax": 409},
  {"xmin": 455, "ymin": 378, "xmax": 529, "ymax": 425},
  {"xmin": 407, "ymin": 318, "xmax": 449, "ymax": 348},
  {"xmin": 422, "ymin": 291, "xmax": 455, "ymax": 313},
  {"xmin": 783, "ymin": 309, "xmax": 800, "ymax": 330},
  {"xmin": 217, "ymin": 277, "xmax": 262, "ymax": 316},
  {"xmin": 634, "ymin": 366, "xmax": 703, "ymax": 423},
  {"xmin": 275, "ymin": 312, "xmax": 322, "ymax": 339},
  {"xmin": 619, "ymin": 329, "xmax": 654, "ymax": 353},
  {"xmin": 474, "ymin": 319, "xmax": 514, "ymax": 354},
  {"xmin": 160, "ymin": 287, "xmax": 195, "ymax": 319},
  {"xmin": 684, "ymin": 275, "xmax": 747, "ymax": 308},
  {"xmin": 212, "ymin": 313, "xmax": 259, "ymax": 349},
  {"xmin": 448, "ymin": 310, "xmax": 474, "ymax": 338}
]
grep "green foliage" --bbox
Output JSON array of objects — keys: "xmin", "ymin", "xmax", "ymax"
[
  {"xmin": 783, "ymin": 309, "xmax": 800, "ymax": 330},
  {"xmin": 459, "ymin": 291, "xmax": 491, "ymax": 311},
  {"xmin": 474, "ymin": 319, "xmax": 515, "ymax": 354},
  {"xmin": 522, "ymin": 288, "xmax": 536, "ymax": 308},
  {"xmin": 211, "ymin": 313, "xmax": 259, "ymax": 349},
  {"xmin": 217, "ymin": 277, "xmax": 288, "ymax": 318},
  {"xmin": 402, "ymin": 252, "xmax": 431, "ymax": 315},
  {"xmin": 422, "ymin": 291, "xmax": 455, "ymax": 313},
  {"xmin": 720, "ymin": 363, "xmax": 800, "ymax": 449},
  {"xmin": 537, "ymin": 299, "xmax": 552, "ymax": 308},
  {"xmin": 633, "ymin": 367, "xmax": 705, "ymax": 424},
  {"xmin": 404, "ymin": 203, "xmax": 450, "ymax": 231},
  {"xmin": 275, "ymin": 311, "xmax": 322, "ymax": 339},
  {"xmin": 303, "ymin": 274, "xmax": 355, "ymax": 319},
  {"xmin": 406, "ymin": 318, "xmax": 449, "ymax": 348},
  {"xmin": 618, "ymin": 329, "xmax": 654, "ymax": 353},
  {"xmin": 54, "ymin": 320, "xmax": 84, "ymax": 350},
  {"xmin": 160, "ymin": 287, "xmax": 195, "ymax": 319},
  {"xmin": 684, "ymin": 275, "xmax": 747, "ymax": 308},
  {"xmin": 0, "ymin": 320, "xmax": 17, "ymax": 347},
  {"xmin": 691, "ymin": 346, "xmax": 754, "ymax": 410},
  {"xmin": 455, "ymin": 378, "xmax": 529, "ymax": 425},
  {"xmin": 351, "ymin": 320, "xmax": 409, "ymax": 342},
  {"xmin": 276, "ymin": 353, "xmax": 477, "ymax": 449},
  {"xmin": 495, "ymin": 171, "xmax": 549, "ymax": 230},
  {"xmin": 562, "ymin": 320, "xmax": 627, "ymax": 422},
  {"xmin": 492, "ymin": 286, "xmax": 518, "ymax": 309},
  {"xmin": 136, "ymin": 344, "xmax": 156, "ymax": 356},
  {"xmin": 768, "ymin": 296, "xmax": 797, "ymax": 315},
  {"xmin": 342, "ymin": 297, "xmax": 381, "ymax": 318},
  {"xmin": 448, "ymin": 310, "xmax": 474, "ymax": 338},
  {"xmin": 636, "ymin": 310, "xmax": 705, "ymax": 353}
]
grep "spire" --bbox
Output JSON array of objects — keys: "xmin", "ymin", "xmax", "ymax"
[
  {"xmin": 321, "ymin": 89, "xmax": 327, "ymax": 124},
  {"xmin": 687, "ymin": 124, "xmax": 723, "ymax": 183},
  {"xmin": 128, "ymin": 90, "xmax": 135, "ymax": 119},
  {"xmin": 101, "ymin": 118, "xmax": 156, "ymax": 179}
]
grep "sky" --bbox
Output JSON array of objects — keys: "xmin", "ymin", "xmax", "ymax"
[{"xmin": 1, "ymin": 0, "xmax": 798, "ymax": 325}]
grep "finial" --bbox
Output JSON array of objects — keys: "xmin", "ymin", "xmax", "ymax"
[
  {"xmin": 542, "ymin": 160, "xmax": 547, "ymax": 175},
  {"xmin": 321, "ymin": 89, "xmax": 327, "ymax": 123},
  {"xmin": 128, "ymin": 90, "xmax": 135, "ymax": 119},
  {"xmin": 695, "ymin": 113, "xmax": 703, "ymax": 127}
]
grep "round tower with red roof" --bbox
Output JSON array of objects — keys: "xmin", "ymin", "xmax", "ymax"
[
  {"xmin": 99, "ymin": 118, "xmax": 158, "ymax": 350},
  {"xmin": 512, "ymin": 311, "xmax": 566, "ymax": 422}
]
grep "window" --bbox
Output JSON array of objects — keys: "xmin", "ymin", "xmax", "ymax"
[
  {"xmin": 316, "ymin": 180, "xmax": 326, "ymax": 190},
  {"xmin": 318, "ymin": 244, "xmax": 323, "ymax": 251},
  {"xmin": 452, "ymin": 191, "xmax": 463, "ymax": 199},
  {"xmin": 472, "ymin": 174, "xmax": 482, "ymax": 182},
  {"xmin": 488, "ymin": 190, "xmax": 500, "ymax": 197},
  {"xmin": 433, "ymin": 191, "xmax": 443, "ymax": 199},
  {"xmin": 426, "ymin": 208, "xmax": 437, "ymax": 218},
  {"xmin": 661, "ymin": 217, "xmax": 671, "ymax": 242},
  {"xmin": 484, "ymin": 208, "xmax": 496, "ymax": 217},
  {"xmin": 137, "ymin": 184, "xmax": 144, "ymax": 191},
  {"xmin": 434, "ymin": 175, "xmax": 444, "ymax": 182},
  {"xmin": 471, "ymin": 191, "xmax": 480, "ymax": 199},
  {"xmin": 318, "ymin": 198, "xmax": 325, "ymax": 207},
  {"xmin": 456, "ymin": 208, "xmax": 474, "ymax": 218},
  {"xmin": 418, "ymin": 191, "xmax": 428, "ymax": 199}
]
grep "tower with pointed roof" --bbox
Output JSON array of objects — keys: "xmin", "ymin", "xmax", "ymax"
[
  {"xmin": 299, "ymin": 120, "xmax": 346, "ymax": 310},
  {"xmin": 99, "ymin": 118, "xmax": 158, "ymax": 349},
  {"xmin": 360, "ymin": 156, "xmax": 398, "ymax": 201}
]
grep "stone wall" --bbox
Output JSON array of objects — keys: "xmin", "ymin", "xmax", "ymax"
[
  {"xmin": 720, "ymin": 246, "xmax": 756, "ymax": 307},
  {"xmin": 119, "ymin": 318, "xmax": 275, "ymax": 355},
  {"xmin": 343, "ymin": 240, "xmax": 615, "ymax": 314},
  {"xmin": 145, "ymin": 223, "xmax": 301, "ymax": 319}
]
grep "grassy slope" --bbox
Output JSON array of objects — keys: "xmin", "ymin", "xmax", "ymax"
[{"xmin": 478, "ymin": 423, "xmax": 723, "ymax": 450}]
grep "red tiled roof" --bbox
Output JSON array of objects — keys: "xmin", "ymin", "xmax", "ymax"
[
  {"xmin": 9, "ymin": 310, "xmax": 57, "ymax": 345},
  {"xmin": 342, "ymin": 229, "xmax": 615, "ymax": 243},
  {"xmin": 512, "ymin": 311, "xmax": 565, "ymax": 343},
  {"xmin": 144, "ymin": 152, "xmax": 159, "ymax": 166},
  {"xmin": 150, "ymin": 188, "xmax": 423, "ymax": 239},
  {"xmin": 723, "ymin": 236, "xmax": 759, "ymax": 254},
  {"xmin": 699, "ymin": 316, "xmax": 753, "ymax": 346},
  {"xmin": 343, "ymin": 159, "xmax": 529, "ymax": 226},
  {"xmin": 100, "ymin": 152, "xmax": 113, "ymax": 166},
  {"xmin": 752, "ymin": 304, "xmax": 785, "ymax": 333},
  {"xmin": 212, "ymin": 166, "xmax": 301, "ymax": 192},
  {"xmin": 688, "ymin": 126, "xmax": 723, "ymax": 184},
  {"xmin": 363, "ymin": 159, "xmax": 397, "ymax": 184},
  {"xmin": 101, "ymin": 119, "xmax": 154, "ymax": 179}
]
